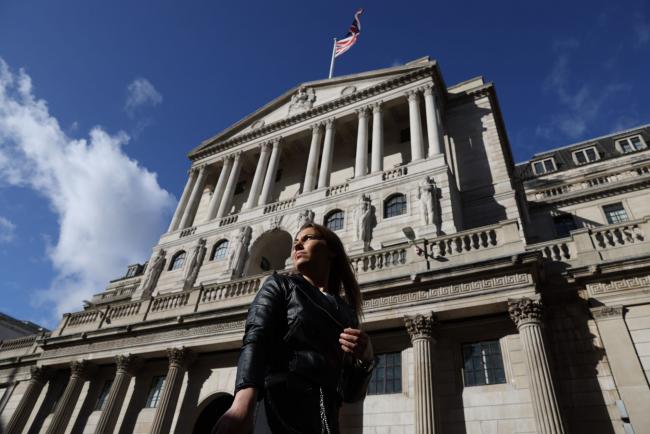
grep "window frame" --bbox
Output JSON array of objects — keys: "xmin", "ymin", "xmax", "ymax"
[
  {"xmin": 383, "ymin": 193, "xmax": 408, "ymax": 219},
  {"xmin": 145, "ymin": 376, "xmax": 166, "ymax": 408},
  {"xmin": 552, "ymin": 213, "xmax": 577, "ymax": 238},
  {"xmin": 367, "ymin": 351, "xmax": 403, "ymax": 395},
  {"xmin": 615, "ymin": 135, "xmax": 647, "ymax": 154},
  {"xmin": 461, "ymin": 340, "xmax": 507, "ymax": 388},
  {"xmin": 572, "ymin": 146, "xmax": 599, "ymax": 165},
  {"xmin": 531, "ymin": 157, "xmax": 556, "ymax": 175},
  {"xmin": 210, "ymin": 239, "xmax": 229, "ymax": 261},
  {"xmin": 324, "ymin": 209, "xmax": 345, "ymax": 231},
  {"xmin": 169, "ymin": 251, "xmax": 187, "ymax": 271},
  {"xmin": 602, "ymin": 202, "xmax": 630, "ymax": 225}
]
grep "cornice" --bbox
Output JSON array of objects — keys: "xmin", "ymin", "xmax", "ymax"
[{"xmin": 189, "ymin": 65, "xmax": 437, "ymax": 161}]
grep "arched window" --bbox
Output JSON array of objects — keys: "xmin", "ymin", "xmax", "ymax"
[
  {"xmin": 210, "ymin": 240, "xmax": 229, "ymax": 261},
  {"xmin": 384, "ymin": 194, "xmax": 407, "ymax": 218},
  {"xmin": 169, "ymin": 251, "xmax": 186, "ymax": 271},
  {"xmin": 324, "ymin": 210, "xmax": 344, "ymax": 231}
]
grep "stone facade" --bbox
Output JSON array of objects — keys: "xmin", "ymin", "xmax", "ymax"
[{"xmin": 1, "ymin": 56, "xmax": 649, "ymax": 433}]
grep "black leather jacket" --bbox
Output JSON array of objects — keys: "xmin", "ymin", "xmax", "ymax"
[{"xmin": 235, "ymin": 272, "xmax": 371, "ymax": 403}]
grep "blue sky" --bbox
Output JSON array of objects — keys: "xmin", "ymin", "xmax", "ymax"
[{"xmin": 0, "ymin": 0, "xmax": 648, "ymax": 328}]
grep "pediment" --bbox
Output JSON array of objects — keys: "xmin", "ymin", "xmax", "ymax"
[{"xmin": 191, "ymin": 57, "xmax": 439, "ymax": 157}]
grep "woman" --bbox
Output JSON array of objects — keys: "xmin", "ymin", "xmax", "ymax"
[{"xmin": 215, "ymin": 223, "xmax": 376, "ymax": 433}]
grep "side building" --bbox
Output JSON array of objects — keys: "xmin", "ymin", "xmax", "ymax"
[{"xmin": 0, "ymin": 57, "xmax": 649, "ymax": 434}]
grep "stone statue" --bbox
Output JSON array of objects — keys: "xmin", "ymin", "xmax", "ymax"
[
  {"xmin": 417, "ymin": 176, "xmax": 438, "ymax": 226},
  {"xmin": 140, "ymin": 249, "xmax": 166, "ymax": 296},
  {"xmin": 288, "ymin": 87, "xmax": 316, "ymax": 115},
  {"xmin": 228, "ymin": 226, "xmax": 252, "ymax": 278},
  {"xmin": 183, "ymin": 238, "xmax": 207, "ymax": 290},
  {"xmin": 297, "ymin": 209, "xmax": 315, "ymax": 230},
  {"xmin": 353, "ymin": 194, "xmax": 373, "ymax": 249}
]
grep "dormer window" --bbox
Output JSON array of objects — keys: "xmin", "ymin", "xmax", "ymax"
[
  {"xmin": 616, "ymin": 135, "xmax": 646, "ymax": 153},
  {"xmin": 532, "ymin": 158, "xmax": 556, "ymax": 175},
  {"xmin": 572, "ymin": 147, "xmax": 599, "ymax": 165}
]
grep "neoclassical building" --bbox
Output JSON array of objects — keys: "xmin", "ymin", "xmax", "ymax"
[{"xmin": 1, "ymin": 57, "xmax": 649, "ymax": 434}]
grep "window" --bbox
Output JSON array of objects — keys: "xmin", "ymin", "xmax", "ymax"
[
  {"xmin": 210, "ymin": 240, "xmax": 229, "ymax": 261},
  {"xmin": 169, "ymin": 251, "xmax": 186, "ymax": 271},
  {"xmin": 324, "ymin": 210, "xmax": 344, "ymax": 231},
  {"xmin": 572, "ymin": 147, "xmax": 599, "ymax": 165},
  {"xmin": 603, "ymin": 203, "xmax": 629, "ymax": 224},
  {"xmin": 532, "ymin": 158, "xmax": 556, "ymax": 175},
  {"xmin": 145, "ymin": 376, "xmax": 166, "ymax": 408},
  {"xmin": 616, "ymin": 135, "xmax": 646, "ymax": 153},
  {"xmin": 462, "ymin": 340, "xmax": 506, "ymax": 387},
  {"xmin": 553, "ymin": 214, "xmax": 577, "ymax": 237},
  {"xmin": 384, "ymin": 194, "xmax": 407, "ymax": 218},
  {"xmin": 94, "ymin": 379, "xmax": 113, "ymax": 410},
  {"xmin": 368, "ymin": 352, "xmax": 402, "ymax": 395}
]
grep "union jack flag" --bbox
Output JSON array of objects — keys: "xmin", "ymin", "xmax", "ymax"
[{"xmin": 334, "ymin": 9, "xmax": 364, "ymax": 58}]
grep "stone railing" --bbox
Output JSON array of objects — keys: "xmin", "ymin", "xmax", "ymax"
[
  {"xmin": 67, "ymin": 310, "xmax": 100, "ymax": 327},
  {"xmin": 382, "ymin": 166, "xmax": 408, "ymax": 181},
  {"xmin": 326, "ymin": 182, "xmax": 349, "ymax": 197},
  {"xmin": 150, "ymin": 292, "xmax": 190, "ymax": 312},
  {"xmin": 264, "ymin": 198, "xmax": 296, "ymax": 214},
  {"xmin": 530, "ymin": 238, "xmax": 574, "ymax": 261},
  {"xmin": 350, "ymin": 246, "xmax": 408, "ymax": 273},
  {"xmin": 219, "ymin": 215, "xmax": 238, "ymax": 227},
  {"xmin": 429, "ymin": 227, "xmax": 497, "ymax": 258},
  {"xmin": 91, "ymin": 284, "xmax": 137, "ymax": 304},
  {"xmin": 0, "ymin": 334, "xmax": 39, "ymax": 351},
  {"xmin": 179, "ymin": 227, "xmax": 197, "ymax": 238},
  {"xmin": 590, "ymin": 221, "xmax": 645, "ymax": 250},
  {"xmin": 107, "ymin": 300, "xmax": 142, "ymax": 320},
  {"xmin": 200, "ymin": 276, "xmax": 262, "ymax": 304},
  {"xmin": 530, "ymin": 162, "xmax": 650, "ymax": 201}
]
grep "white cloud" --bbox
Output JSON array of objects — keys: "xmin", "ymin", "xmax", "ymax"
[
  {"xmin": 0, "ymin": 216, "xmax": 16, "ymax": 242},
  {"xmin": 0, "ymin": 58, "xmax": 175, "ymax": 319},
  {"xmin": 124, "ymin": 78, "xmax": 163, "ymax": 117}
]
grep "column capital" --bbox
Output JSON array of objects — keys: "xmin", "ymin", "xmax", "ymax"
[
  {"xmin": 508, "ymin": 297, "xmax": 543, "ymax": 328},
  {"xmin": 272, "ymin": 136, "xmax": 283, "ymax": 145},
  {"xmin": 405, "ymin": 88, "xmax": 420, "ymax": 100},
  {"xmin": 30, "ymin": 365, "xmax": 49, "ymax": 384},
  {"xmin": 115, "ymin": 354, "xmax": 138, "ymax": 375},
  {"xmin": 590, "ymin": 305, "xmax": 624, "ymax": 320},
  {"xmin": 70, "ymin": 360, "xmax": 91, "ymax": 379},
  {"xmin": 405, "ymin": 312, "xmax": 436, "ymax": 341},
  {"xmin": 372, "ymin": 101, "xmax": 383, "ymax": 113},
  {"xmin": 231, "ymin": 150, "xmax": 242, "ymax": 160},
  {"xmin": 422, "ymin": 83, "xmax": 434, "ymax": 95},
  {"xmin": 259, "ymin": 141, "xmax": 272, "ymax": 152},
  {"xmin": 355, "ymin": 107, "xmax": 369, "ymax": 118},
  {"xmin": 167, "ymin": 347, "xmax": 191, "ymax": 369},
  {"xmin": 311, "ymin": 122, "xmax": 324, "ymax": 131},
  {"xmin": 324, "ymin": 117, "xmax": 336, "ymax": 129}
]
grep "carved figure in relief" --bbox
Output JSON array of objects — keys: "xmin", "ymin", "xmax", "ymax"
[
  {"xmin": 353, "ymin": 194, "xmax": 373, "ymax": 249},
  {"xmin": 296, "ymin": 209, "xmax": 314, "ymax": 230},
  {"xmin": 140, "ymin": 249, "xmax": 166, "ymax": 296},
  {"xmin": 417, "ymin": 175, "xmax": 438, "ymax": 226},
  {"xmin": 183, "ymin": 238, "xmax": 207, "ymax": 290},
  {"xmin": 288, "ymin": 87, "xmax": 316, "ymax": 114},
  {"xmin": 229, "ymin": 226, "xmax": 252, "ymax": 278}
]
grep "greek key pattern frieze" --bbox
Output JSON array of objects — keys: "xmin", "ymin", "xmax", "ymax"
[
  {"xmin": 362, "ymin": 273, "xmax": 531, "ymax": 310},
  {"xmin": 587, "ymin": 274, "xmax": 650, "ymax": 295},
  {"xmin": 41, "ymin": 320, "xmax": 245, "ymax": 359}
]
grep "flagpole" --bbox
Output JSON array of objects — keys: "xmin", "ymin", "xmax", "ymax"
[{"xmin": 328, "ymin": 38, "xmax": 337, "ymax": 79}]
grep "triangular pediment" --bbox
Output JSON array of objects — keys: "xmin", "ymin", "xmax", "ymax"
[{"xmin": 190, "ymin": 57, "xmax": 440, "ymax": 158}]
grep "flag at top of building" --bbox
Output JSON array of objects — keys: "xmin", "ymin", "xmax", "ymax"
[{"xmin": 328, "ymin": 9, "xmax": 364, "ymax": 78}]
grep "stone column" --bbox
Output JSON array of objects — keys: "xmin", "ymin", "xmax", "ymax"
[
  {"xmin": 178, "ymin": 165, "xmax": 207, "ymax": 229},
  {"xmin": 423, "ymin": 84, "xmax": 443, "ymax": 157},
  {"xmin": 150, "ymin": 348, "xmax": 191, "ymax": 434},
  {"xmin": 259, "ymin": 138, "xmax": 282, "ymax": 206},
  {"xmin": 317, "ymin": 119, "xmax": 336, "ymax": 189},
  {"xmin": 406, "ymin": 89, "xmax": 424, "ymax": 161},
  {"xmin": 168, "ymin": 169, "xmax": 198, "ymax": 232},
  {"xmin": 303, "ymin": 123, "xmax": 323, "ymax": 193},
  {"xmin": 370, "ymin": 102, "xmax": 384, "ymax": 173},
  {"xmin": 354, "ymin": 108, "xmax": 369, "ymax": 178},
  {"xmin": 405, "ymin": 313, "xmax": 437, "ymax": 434},
  {"xmin": 243, "ymin": 143, "xmax": 272, "ymax": 210},
  {"xmin": 94, "ymin": 355, "xmax": 137, "ymax": 434},
  {"xmin": 46, "ymin": 360, "xmax": 90, "ymax": 434},
  {"xmin": 204, "ymin": 157, "xmax": 233, "ymax": 222},
  {"xmin": 508, "ymin": 298, "xmax": 565, "ymax": 434},
  {"xmin": 216, "ymin": 152, "xmax": 242, "ymax": 218},
  {"xmin": 591, "ymin": 305, "xmax": 650, "ymax": 432},
  {"xmin": 5, "ymin": 366, "xmax": 48, "ymax": 434}
]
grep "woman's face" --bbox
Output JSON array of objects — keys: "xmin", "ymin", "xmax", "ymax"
[{"xmin": 292, "ymin": 227, "xmax": 332, "ymax": 272}]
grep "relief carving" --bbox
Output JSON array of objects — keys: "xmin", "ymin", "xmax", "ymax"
[
  {"xmin": 183, "ymin": 238, "xmax": 207, "ymax": 290},
  {"xmin": 140, "ymin": 249, "xmax": 166, "ymax": 297},
  {"xmin": 508, "ymin": 297, "xmax": 544, "ymax": 328},
  {"xmin": 405, "ymin": 313, "xmax": 436, "ymax": 341},
  {"xmin": 288, "ymin": 87, "xmax": 316, "ymax": 115}
]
